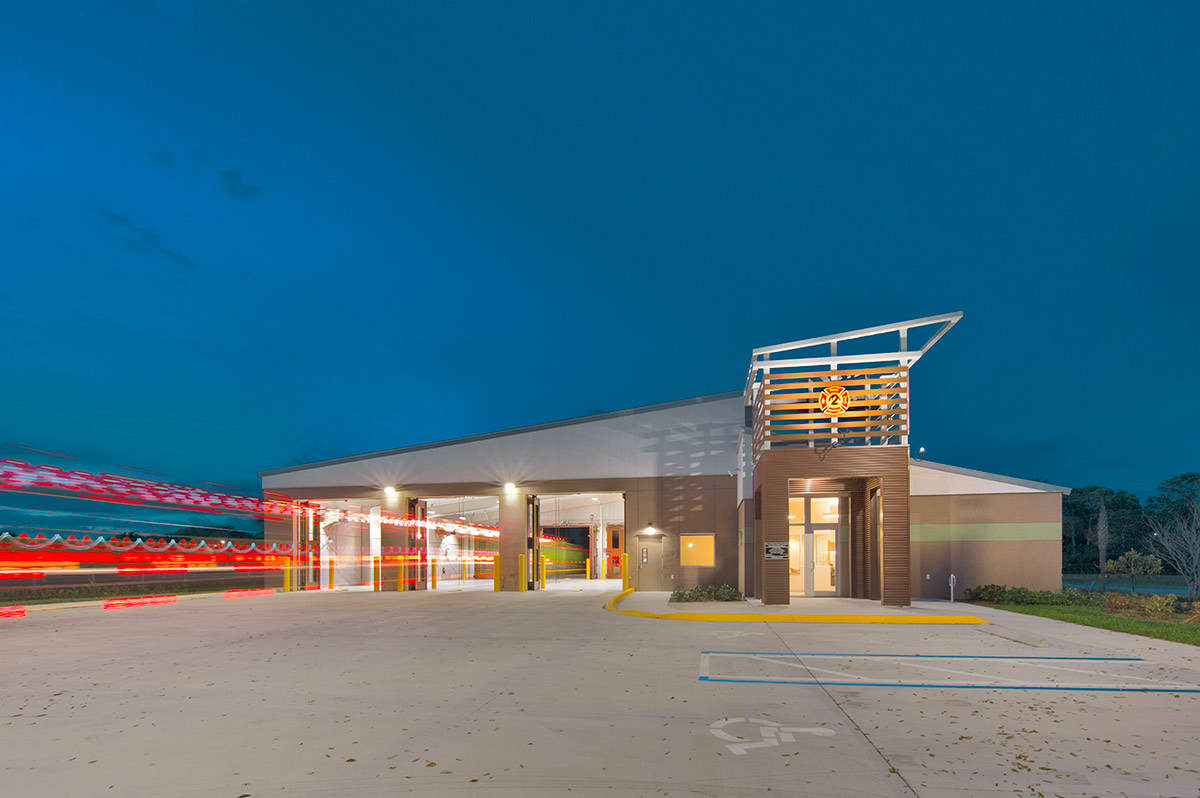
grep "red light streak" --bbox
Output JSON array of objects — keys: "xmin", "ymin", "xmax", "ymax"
[
  {"xmin": 116, "ymin": 566, "xmax": 189, "ymax": 575},
  {"xmin": 1, "ymin": 459, "xmax": 594, "ymax": 597},
  {"xmin": 225, "ymin": 589, "xmax": 274, "ymax": 599},
  {"xmin": 1, "ymin": 459, "xmax": 506, "ymax": 538},
  {"xmin": 0, "ymin": 569, "xmax": 44, "ymax": 579},
  {"xmin": 102, "ymin": 595, "xmax": 178, "ymax": 610},
  {"xmin": 0, "ymin": 605, "xmax": 27, "ymax": 618}
]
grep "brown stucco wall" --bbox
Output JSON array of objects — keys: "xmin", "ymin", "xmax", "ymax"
[{"xmin": 910, "ymin": 492, "xmax": 1063, "ymax": 599}]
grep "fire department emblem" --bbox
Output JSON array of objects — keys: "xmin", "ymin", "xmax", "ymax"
[{"xmin": 818, "ymin": 385, "xmax": 850, "ymax": 415}]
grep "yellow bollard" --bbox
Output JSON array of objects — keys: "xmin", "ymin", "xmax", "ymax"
[
  {"xmin": 431, "ymin": 557, "xmax": 437, "ymax": 590},
  {"xmin": 282, "ymin": 558, "xmax": 291, "ymax": 592},
  {"xmin": 374, "ymin": 556, "xmax": 381, "ymax": 592},
  {"xmin": 621, "ymin": 553, "xmax": 629, "ymax": 591},
  {"xmin": 328, "ymin": 553, "xmax": 335, "ymax": 589},
  {"xmin": 494, "ymin": 555, "xmax": 501, "ymax": 592},
  {"xmin": 540, "ymin": 557, "xmax": 547, "ymax": 590},
  {"xmin": 585, "ymin": 555, "xmax": 591, "ymax": 580},
  {"xmin": 518, "ymin": 555, "xmax": 526, "ymax": 592}
]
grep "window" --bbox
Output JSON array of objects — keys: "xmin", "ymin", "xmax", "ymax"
[{"xmin": 680, "ymin": 534, "xmax": 715, "ymax": 567}]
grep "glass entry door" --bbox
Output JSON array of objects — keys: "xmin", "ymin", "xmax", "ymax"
[{"xmin": 787, "ymin": 495, "xmax": 844, "ymax": 597}]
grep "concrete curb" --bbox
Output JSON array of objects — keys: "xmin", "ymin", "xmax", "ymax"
[{"xmin": 603, "ymin": 589, "xmax": 989, "ymax": 624}]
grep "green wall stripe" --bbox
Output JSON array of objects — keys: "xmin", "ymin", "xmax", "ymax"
[{"xmin": 910, "ymin": 523, "xmax": 1061, "ymax": 543}]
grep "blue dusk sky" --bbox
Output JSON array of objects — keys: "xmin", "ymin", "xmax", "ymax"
[{"xmin": 1, "ymin": 1, "xmax": 1197, "ymax": 512}]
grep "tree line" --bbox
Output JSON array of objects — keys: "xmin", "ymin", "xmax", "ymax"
[{"xmin": 1062, "ymin": 473, "xmax": 1200, "ymax": 599}]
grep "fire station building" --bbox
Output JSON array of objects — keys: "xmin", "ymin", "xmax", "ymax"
[{"xmin": 260, "ymin": 312, "xmax": 1066, "ymax": 605}]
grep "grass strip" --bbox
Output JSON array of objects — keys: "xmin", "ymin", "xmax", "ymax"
[{"xmin": 997, "ymin": 604, "xmax": 1200, "ymax": 646}]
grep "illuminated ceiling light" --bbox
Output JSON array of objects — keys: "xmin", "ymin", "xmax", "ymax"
[
  {"xmin": 458, "ymin": 516, "xmax": 466, "ymax": 521},
  {"xmin": 504, "ymin": 482, "xmax": 517, "ymax": 494},
  {"xmin": 384, "ymin": 486, "xmax": 397, "ymax": 496},
  {"xmin": 591, "ymin": 497, "xmax": 598, "ymax": 502}
]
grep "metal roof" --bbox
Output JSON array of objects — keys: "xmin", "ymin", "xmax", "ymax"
[
  {"xmin": 258, "ymin": 390, "xmax": 744, "ymax": 477},
  {"xmin": 911, "ymin": 458, "xmax": 1071, "ymax": 494}
]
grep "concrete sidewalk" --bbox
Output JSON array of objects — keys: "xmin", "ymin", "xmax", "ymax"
[{"xmin": 613, "ymin": 592, "xmax": 989, "ymax": 623}]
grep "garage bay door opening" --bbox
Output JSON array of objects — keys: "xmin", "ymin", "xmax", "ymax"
[
  {"xmin": 422, "ymin": 496, "xmax": 501, "ymax": 590},
  {"xmin": 537, "ymin": 492, "xmax": 624, "ymax": 584}
]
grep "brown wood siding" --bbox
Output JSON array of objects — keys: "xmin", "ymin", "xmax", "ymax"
[
  {"xmin": 754, "ymin": 446, "xmax": 910, "ymax": 605},
  {"xmin": 865, "ymin": 477, "xmax": 881, "ymax": 601},
  {"xmin": 880, "ymin": 462, "xmax": 911, "ymax": 605},
  {"xmin": 751, "ymin": 488, "xmax": 762, "ymax": 599},
  {"xmin": 851, "ymin": 482, "xmax": 868, "ymax": 598},
  {"xmin": 738, "ymin": 498, "xmax": 755, "ymax": 597}
]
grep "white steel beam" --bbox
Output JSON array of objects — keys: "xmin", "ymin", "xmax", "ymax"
[
  {"xmin": 750, "ymin": 311, "xmax": 962, "ymax": 357},
  {"xmin": 750, "ymin": 351, "xmax": 921, "ymax": 371}
]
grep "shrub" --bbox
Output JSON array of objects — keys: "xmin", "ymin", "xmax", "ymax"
[
  {"xmin": 669, "ymin": 584, "xmax": 743, "ymax": 602},
  {"xmin": 964, "ymin": 584, "xmax": 1103, "ymax": 606},
  {"xmin": 1060, "ymin": 587, "xmax": 1105, "ymax": 607},
  {"xmin": 1104, "ymin": 592, "xmax": 1141, "ymax": 613},
  {"xmin": 715, "ymin": 584, "xmax": 740, "ymax": 601},
  {"xmin": 964, "ymin": 584, "xmax": 1007, "ymax": 603},
  {"xmin": 1005, "ymin": 587, "xmax": 1035, "ymax": 604},
  {"xmin": 1104, "ymin": 592, "xmax": 1179, "ymax": 618},
  {"xmin": 1139, "ymin": 594, "xmax": 1177, "ymax": 619}
]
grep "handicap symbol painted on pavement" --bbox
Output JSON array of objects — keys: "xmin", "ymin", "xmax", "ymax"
[
  {"xmin": 709, "ymin": 717, "xmax": 835, "ymax": 755},
  {"xmin": 711, "ymin": 630, "xmax": 766, "ymax": 640}
]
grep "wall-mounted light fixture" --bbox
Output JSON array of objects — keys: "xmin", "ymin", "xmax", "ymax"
[
  {"xmin": 504, "ymin": 482, "xmax": 517, "ymax": 495},
  {"xmin": 383, "ymin": 486, "xmax": 397, "ymax": 497},
  {"xmin": 645, "ymin": 522, "xmax": 658, "ymax": 535}
]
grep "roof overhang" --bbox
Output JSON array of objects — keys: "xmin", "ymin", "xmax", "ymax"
[{"xmin": 744, "ymin": 311, "xmax": 963, "ymax": 403}]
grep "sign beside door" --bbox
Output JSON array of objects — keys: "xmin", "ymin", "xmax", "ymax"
[{"xmin": 764, "ymin": 541, "xmax": 788, "ymax": 560}]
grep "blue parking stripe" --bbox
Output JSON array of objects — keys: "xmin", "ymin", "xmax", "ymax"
[
  {"xmin": 700, "ymin": 651, "xmax": 1145, "ymax": 660},
  {"xmin": 698, "ymin": 676, "xmax": 1200, "ymax": 693}
]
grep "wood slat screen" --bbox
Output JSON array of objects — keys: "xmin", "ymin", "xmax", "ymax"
[{"xmin": 752, "ymin": 366, "xmax": 908, "ymax": 462}]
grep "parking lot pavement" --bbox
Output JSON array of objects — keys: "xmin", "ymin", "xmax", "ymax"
[{"xmin": 2, "ymin": 589, "xmax": 1198, "ymax": 797}]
